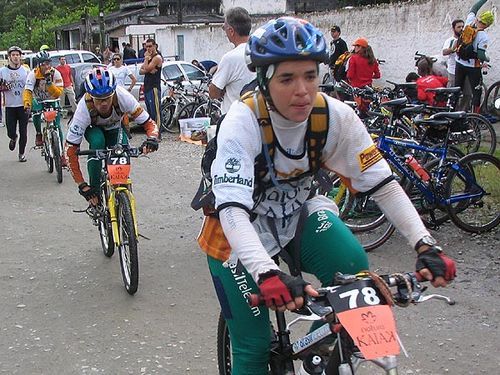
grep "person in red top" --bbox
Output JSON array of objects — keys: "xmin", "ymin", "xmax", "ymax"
[
  {"xmin": 416, "ymin": 57, "xmax": 449, "ymax": 106},
  {"xmin": 55, "ymin": 56, "xmax": 77, "ymax": 115},
  {"xmin": 346, "ymin": 37, "xmax": 381, "ymax": 88}
]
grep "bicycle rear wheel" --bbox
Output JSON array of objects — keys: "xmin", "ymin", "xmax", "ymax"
[
  {"xmin": 160, "ymin": 101, "xmax": 177, "ymax": 133},
  {"xmin": 460, "ymin": 113, "xmax": 496, "ymax": 155},
  {"xmin": 446, "ymin": 152, "xmax": 500, "ymax": 233},
  {"xmin": 51, "ymin": 131, "xmax": 63, "ymax": 183},
  {"xmin": 217, "ymin": 312, "xmax": 232, "ymax": 375},
  {"xmin": 116, "ymin": 190, "xmax": 139, "ymax": 294}
]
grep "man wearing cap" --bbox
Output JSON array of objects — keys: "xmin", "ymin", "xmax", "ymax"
[
  {"xmin": 454, "ymin": 0, "xmax": 494, "ymax": 113},
  {"xmin": 328, "ymin": 26, "xmax": 348, "ymax": 75}
]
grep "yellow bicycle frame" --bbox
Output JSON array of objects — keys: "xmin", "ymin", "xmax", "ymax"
[{"xmin": 107, "ymin": 179, "xmax": 139, "ymax": 247}]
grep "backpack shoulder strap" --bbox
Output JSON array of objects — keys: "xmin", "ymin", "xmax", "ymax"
[{"xmin": 307, "ymin": 92, "xmax": 329, "ymax": 173}]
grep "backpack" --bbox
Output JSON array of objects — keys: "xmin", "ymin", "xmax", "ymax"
[
  {"xmin": 333, "ymin": 51, "xmax": 351, "ymax": 81},
  {"xmin": 191, "ymin": 90, "xmax": 330, "ymax": 217},
  {"xmin": 456, "ymin": 24, "xmax": 478, "ymax": 60}
]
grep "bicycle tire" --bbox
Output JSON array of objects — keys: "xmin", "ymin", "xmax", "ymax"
[
  {"xmin": 193, "ymin": 101, "xmax": 222, "ymax": 126},
  {"xmin": 217, "ymin": 312, "xmax": 232, "ymax": 375},
  {"xmin": 160, "ymin": 102, "xmax": 177, "ymax": 133},
  {"xmin": 116, "ymin": 191, "xmax": 139, "ymax": 294},
  {"xmin": 465, "ymin": 113, "xmax": 496, "ymax": 155},
  {"xmin": 98, "ymin": 174, "xmax": 114, "ymax": 257},
  {"xmin": 446, "ymin": 152, "xmax": 500, "ymax": 233},
  {"xmin": 44, "ymin": 134, "xmax": 54, "ymax": 173},
  {"xmin": 483, "ymin": 80, "xmax": 500, "ymax": 117},
  {"xmin": 51, "ymin": 131, "xmax": 63, "ymax": 183}
]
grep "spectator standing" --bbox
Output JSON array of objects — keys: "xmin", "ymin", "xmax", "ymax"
[
  {"xmin": 455, "ymin": 0, "xmax": 493, "ymax": 113},
  {"xmin": 95, "ymin": 46, "xmax": 103, "ymax": 62},
  {"xmin": 0, "ymin": 46, "xmax": 30, "ymax": 161},
  {"xmin": 138, "ymin": 41, "xmax": 146, "ymax": 58},
  {"xmin": 416, "ymin": 57, "xmax": 448, "ymax": 106},
  {"xmin": 328, "ymin": 25, "xmax": 348, "ymax": 80},
  {"xmin": 102, "ymin": 46, "xmax": 113, "ymax": 65},
  {"xmin": 139, "ymin": 38, "xmax": 163, "ymax": 133},
  {"xmin": 442, "ymin": 19, "xmax": 464, "ymax": 87},
  {"xmin": 209, "ymin": 7, "xmax": 256, "ymax": 114},
  {"xmin": 346, "ymin": 37, "xmax": 381, "ymax": 88},
  {"xmin": 123, "ymin": 43, "xmax": 137, "ymax": 61},
  {"xmin": 55, "ymin": 56, "xmax": 77, "ymax": 115},
  {"xmin": 109, "ymin": 53, "xmax": 137, "ymax": 92}
]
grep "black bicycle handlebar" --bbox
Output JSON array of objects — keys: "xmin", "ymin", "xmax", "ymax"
[{"xmin": 76, "ymin": 145, "xmax": 143, "ymax": 158}]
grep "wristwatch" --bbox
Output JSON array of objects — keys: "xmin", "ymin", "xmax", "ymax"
[{"xmin": 414, "ymin": 235, "xmax": 437, "ymax": 252}]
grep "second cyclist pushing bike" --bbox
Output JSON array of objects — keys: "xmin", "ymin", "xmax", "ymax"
[{"xmin": 65, "ymin": 67, "xmax": 159, "ymax": 204}]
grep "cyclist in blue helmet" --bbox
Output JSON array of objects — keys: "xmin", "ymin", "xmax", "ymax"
[
  {"xmin": 65, "ymin": 67, "xmax": 159, "ymax": 205},
  {"xmin": 197, "ymin": 17, "xmax": 456, "ymax": 375}
]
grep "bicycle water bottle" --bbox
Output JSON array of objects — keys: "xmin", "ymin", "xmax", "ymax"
[
  {"xmin": 405, "ymin": 155, "xmax": 430, "ymax": 182},
  {"xmin": 297, "ymin": 354, "xmax": 325, "ymax": 374}
]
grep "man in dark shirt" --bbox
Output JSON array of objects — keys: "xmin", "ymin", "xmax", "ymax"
[
  {"xmin": 329, "ymin": 25, "xmax": 348, "ymax": 77},
  {"xmin": 140, "ymin": 39, "xmax": 163, "ymax": 138}
]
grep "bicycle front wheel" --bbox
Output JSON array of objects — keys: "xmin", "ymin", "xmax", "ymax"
[
  {"xmin": 217, "ymin": 312, "xmax": 232, "ymax": 375},
  {"xmin": 446, "ymin": 152, "xmax": 500, "ymax": 233},
  {"xmin": 160, "ymin": 102, "xmax": 177, "ymax": 133},
  {"xmin": 98, "ymin": 177, "xmax": 114, "ymax": 257},
  {"xmin": 51, "ymin": 131, "xmax": 63, "ymax": 183},
  {"xmin": 116, "ymin": 190, "xmax": 139, "ymax": 294},
  {"xmin": 43, "ymin": 133, "xmax": 54, "ymax": 173}
]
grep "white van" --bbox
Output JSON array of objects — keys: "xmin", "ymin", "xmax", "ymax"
[
  {"xmin": 0, "ymin": 49, "xmax": 33, "ymax": 67},
  {"xmin": 23, "ymin": 50, "xmax": 101, "ymax": 68}
]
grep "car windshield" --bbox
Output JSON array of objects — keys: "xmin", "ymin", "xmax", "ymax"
[
  {"xmin": 162, "ymin": 64, "xmax": 183, "ymax": 81},
  {"xmin": 181, "ymin": 63, "xmax": 205, "ymax": 80}
]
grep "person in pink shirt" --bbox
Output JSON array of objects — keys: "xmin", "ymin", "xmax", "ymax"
[
  {"xmin": 346, "ymin": 37, "xmax": 381, "ymax": 88},
  {"xmin": 55, "ymin": 56, "xmax": 77, "ymax": 115}
]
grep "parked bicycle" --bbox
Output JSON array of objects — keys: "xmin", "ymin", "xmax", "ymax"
[
  {"xmin": 33, "ymin": 99, "xmax": 64, "ymax": 183},
  {"xmin": 76, "ymin": 143, "xmax": 143, "ymax": 294},
  {"xmin": 218, "ymin": 270, "xmax": 454, "ymax": 375}
]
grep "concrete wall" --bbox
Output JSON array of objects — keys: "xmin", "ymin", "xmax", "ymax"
[
  {"xmin": 221, "ymin": 0, "xmax": 286, "ymax": 14},
  {"xmin": 156, "ymin": 0, "xmax": 499, "ymax": 86}
]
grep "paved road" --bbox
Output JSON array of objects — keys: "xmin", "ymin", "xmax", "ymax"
[{"xmin": 0, "ymin": 123, "xmax": 498, "ymax": 374}]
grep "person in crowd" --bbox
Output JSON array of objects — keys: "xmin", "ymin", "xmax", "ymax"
[
  {"xmin": 65, "ymin": 67, "xmax": 159, "ymax": 205},
  {"xmin": 23, "ymin": 51, "xmax": 64, "ymax": 147},
  {"xmin": 102, "ymin": 46, "xmax": 113, "ymax": 65},
  {"xmin": 442, "ymin": 19, "xmax": 464, "ymax": 87},
  {"xmin": 138, "ymin": 41, "xmax": 146, "ymax": 59},
  {"xmin": 209, "ymin": 7, "xmax": 256, "ymax": 114},
  {"xmin": 455, "ymin": 0, "xmax": 493, "ymax": 113},
  {"xmin": 200, "ymin": 60, "xmax": 218, "ymax": 75},
  {"xmin": 55, "ymin": 56, "xmax": 77, "ymax": 116},
  {"xmin": 0, "ymin": 46, "xmax": 30, "ymax": 161},
  {"xmin": 328, "ymin": 25, "xmax": 348, "ymax": 81},
  {"xmin": 122, "ymin": 42, "xmax": 137, "ymax": 61},
  {"xmin": 191, "ymin": 59, "xmax": 206, "ymax": 72},
  {"xmin": 346, "ymin": 37, "xmax": 381, "ymax": 88},
  {"xmin": 108, "ymin": 53, "xmax": 137, "ymax": 92},
  {"xmin": 416, "ymin": 57, "xmax": 448, "ymax": 106},
  {"xmin": 139, "ymin": 38, "xmax": 163, "ymax": 133},
  {"xmin": 198, "ymin": 17, "xmax": 456, "ymax": 375},
  {"xmin": 94, "ymin": 46, "xmax": 104, "ymax": 62}
]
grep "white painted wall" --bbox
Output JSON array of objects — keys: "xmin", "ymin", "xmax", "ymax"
[
  {"xmin": 154, "ymin": 0, "xmax": 498, "ymax": 85},
  {"xmin": 221, "ymin": 0, "xmax": 286, "ymax": 14}
]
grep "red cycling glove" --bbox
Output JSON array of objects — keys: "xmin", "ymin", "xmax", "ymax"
[{"xmin": 258, "ymin": 270, "xmax": 309, "ymax": 308}]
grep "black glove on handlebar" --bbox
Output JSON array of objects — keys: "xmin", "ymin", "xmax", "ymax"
[
  {"xmin": 416, "ymin": 246, "xmax": 456, "ymax": 281},
  {"xmin": 141, "ymin": 137, "xmax": 159, "ymax": 152},
  {"xmin": 78, "ymin": 182, "xmax": 99, "ymax": 202},
  {"xmin": 257, "ymin": 270, "xmax": 309, "ymax": 308}
]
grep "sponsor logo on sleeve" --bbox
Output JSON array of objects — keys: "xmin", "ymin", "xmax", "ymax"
[
  {"xmin": 225, "ymin": 158, "xmax": 241, "ymax": 173},
  {"xmin": 358, "ymin": 144, "xmax": 383, "ymax": 172}
]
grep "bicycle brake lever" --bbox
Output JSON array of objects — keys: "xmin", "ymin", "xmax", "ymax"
[{"xmin": 414, "ymin": 293, "xmax": 455, "ymax": 305}]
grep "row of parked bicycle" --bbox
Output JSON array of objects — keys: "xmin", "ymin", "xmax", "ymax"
[{"xmin": 317, "ymin": 79, "xmax": 499, "ymax": 251}]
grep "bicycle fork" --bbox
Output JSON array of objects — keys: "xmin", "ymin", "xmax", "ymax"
[{"xmin": 108, "ymin": 183, "xmax": 139, "ymax": 246}]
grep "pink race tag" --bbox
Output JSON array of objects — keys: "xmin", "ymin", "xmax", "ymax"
[{"xmin": 337, "ymin": 305, "xmax": 400, "ymax": 360}]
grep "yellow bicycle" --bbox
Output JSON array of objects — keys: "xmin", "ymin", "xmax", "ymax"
[{"xmin": 77, "ymin": 144, "xmax": 142, "ymax": 294}]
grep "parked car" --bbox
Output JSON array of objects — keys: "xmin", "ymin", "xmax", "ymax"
[
  {"xmin": 24, "ymin": 50, "xmax": 101, "ymax": 69},
  {"xmin": 71, "ymin": 62, "xmax": 107, "ymax": 100}
]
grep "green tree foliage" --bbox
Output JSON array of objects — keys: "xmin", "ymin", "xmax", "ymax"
[{"xmin": 0, "ymin": 0, "xmax": 118, "ymax": 50}]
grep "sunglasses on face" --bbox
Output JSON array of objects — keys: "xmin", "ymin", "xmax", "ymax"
[{"xmin": 113, "ymin": 58, "xmax": 121, "ymax": 61}]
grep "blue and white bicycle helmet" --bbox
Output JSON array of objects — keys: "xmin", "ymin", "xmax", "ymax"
[
  {"xmin": 245, "ymin": 17, "xmax": 329, "ymax": 71},
  {"xmin": 84, "ymin": 67, "xmax": 116, "ymax": 98},
  {"xmin": 36, "ymin": 50, "xmax": 51, "ymax": 64}
]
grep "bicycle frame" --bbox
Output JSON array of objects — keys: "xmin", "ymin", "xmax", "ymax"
[{"xmin": 376, "ymin": 134, "xmax": 485, "ymax": 207}]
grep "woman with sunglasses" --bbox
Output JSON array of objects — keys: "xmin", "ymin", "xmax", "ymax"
[
  {"xmin": 108, "ymin": 53, "xmax": 137, "ymax": 93},
  {"xmin": 346, "ymin": 37, "xmax": 381, "ymax": 88}
]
